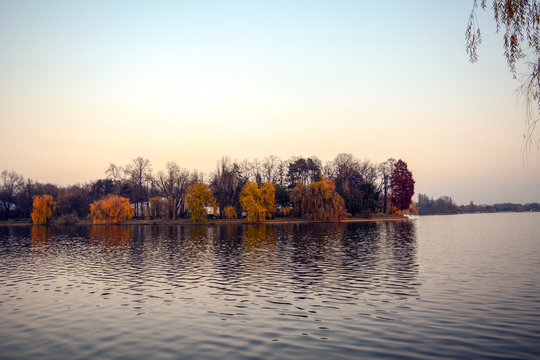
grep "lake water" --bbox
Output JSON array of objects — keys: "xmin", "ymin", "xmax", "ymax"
[{"xmin": 1, "ymin": 213, "xmax": 539, "ymax": 359}]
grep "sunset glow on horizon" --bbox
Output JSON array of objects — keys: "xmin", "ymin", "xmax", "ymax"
[{"xmin": 1, "ymin": 0, "xmax": 539, "ymax": 204}]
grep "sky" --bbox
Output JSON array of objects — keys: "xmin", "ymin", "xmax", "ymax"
[{"xmin": 1, "ymin": 0, "xmax": 539, "ymax": 205}]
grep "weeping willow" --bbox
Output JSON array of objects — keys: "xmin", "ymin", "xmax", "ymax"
[{"xmin": 290, "ymin": 177, "xmax": 346, "ymax": 221}]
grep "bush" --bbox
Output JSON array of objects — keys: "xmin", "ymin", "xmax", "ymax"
[{"xmin": 56, "ymin": 213, "xmax": 79, "ymax": 225}]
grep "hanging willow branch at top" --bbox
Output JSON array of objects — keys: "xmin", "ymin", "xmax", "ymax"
[{"xmin": 466, "ymin": 0, "xmax": 540, "ymax": 148}]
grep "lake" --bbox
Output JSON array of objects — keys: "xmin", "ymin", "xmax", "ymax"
[{"xmin": 1, "ymin": 213, "xmax": 539, "ymax": 359}]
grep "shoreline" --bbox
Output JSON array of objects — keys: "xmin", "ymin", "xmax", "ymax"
[{"xmin": 0, "ymin": 215, "xmax": 409, "ymax": 227}]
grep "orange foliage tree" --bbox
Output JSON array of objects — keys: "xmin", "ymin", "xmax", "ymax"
[
  {"xmin": 290, "ymin": 177, "xmax": 346, "ymax": 221},
  {"xmin": 90, "ymin": 194, "xmax": 133, "ymax": 224},
  {"xmin": 396, "ymin": 200, "xmax": 418, "ymax": 216},
  {"xmin": 239, "ymin": 181, "xmax": 275, "ymax": 222},
  {"xmin": 224, "ymin": 205, "xmax": 237, "ymax": 219},
  {"xmin": 185, "ymin": 182, "xmax": 218, "ymax": 222},
  {"xmin": 31, "ymin": 194, "xmax": 57, "ymax": 224}
]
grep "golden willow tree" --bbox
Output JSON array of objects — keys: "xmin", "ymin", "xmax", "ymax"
[
  {"xmin": 224, "ymin": 205, "xmax": 237, "ymax": 219},
  {"xmin": 185, "ymin": 182, "xmax": 218, "ymax": 222},
  {"xmin": 239, "ymin": 181, "xmax": 275, "ymax": 221},
  {"xmin": 31, "ymin": 194, "xmax": 57, "ymax": 225},
  {"xmin": 90, "ymin": 194, "xmax": 133, "ymax": 224},
  {"xmin": 291, "ymin": 177, "xmax": 346, "ymax": 221}
]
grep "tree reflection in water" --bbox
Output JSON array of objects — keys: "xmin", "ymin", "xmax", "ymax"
[
  {"xmin": 24, "ymin": 222, "xmax": 419, "ymax": 309},
  {"xmin": 90, "ymin": 225, "xmax": 132, "ymax": 247},
  {"xmin": 31, "ymin": 226, "xmax": 52, "ymax": 247},
  {"xmin": 180, "ymin": 221, "xmax": 420, "ymax": 304},
  {"xmin": 242, "ymin": 224, "xmax": 277, "ymax": 275}
]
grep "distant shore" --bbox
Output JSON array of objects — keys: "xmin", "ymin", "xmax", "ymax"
[{"xmin": 0, "ymin": 215, "xmax": 408, "ymax": 227}]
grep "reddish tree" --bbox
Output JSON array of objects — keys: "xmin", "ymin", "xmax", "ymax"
[{"xmin": 391, "ymin": 160, "xmax": 415, "ymax": 213}]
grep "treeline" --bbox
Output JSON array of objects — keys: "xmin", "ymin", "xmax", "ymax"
[
  {"xmin": 417, "ymin": 194, "xmax": 462, "ymax": 215},
  {"xmin": 460, "ymin": 202, "xmax": 540, "ymax": 213},
  {"xmin": 0, "ymin": 154, "xmax": 415, "ymax": 222},
  {"xmin": 417, "ymin": 193, "xmax": 540, "ymax": 215}
]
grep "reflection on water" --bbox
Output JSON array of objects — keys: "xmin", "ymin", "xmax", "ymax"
[
  {"xmin": 90, "ymin": 225, "xmax": 132, "ymax": 247},
  {"xmin": 31, "ymin": 226, "xmax": 52, "ymax": 247},
  {"xmin": 243, "ymin": 224, "xmax": 276, "ymax": 251},
  {"xmin": 1, "ymin": 215, "xmax": 539, "ymax": 359}
]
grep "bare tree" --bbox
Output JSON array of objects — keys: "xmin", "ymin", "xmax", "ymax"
[
  {"xmin": 331, "ymin": 153, "xmax": 360, "ymax": 193},
  {"xmin": 238, "ymin": 159, "xmax": 252, "ymax": 182},
  {"xmin": 378, "ymin": 158, "xmax": 396, "ymax": 214},
  {"xmin": 239, "ymin": 158, "xmax": 263, "ymax": 183},
  {"xmin": 261, "ymin": 155, "xmax": 281, "ymax": 183},
  {"xmin": 251, "ymin": 158, "xmax": 263, "ymax": 184},
  {"xmin": 0, "ymin": 170, "xmax": 24, "ymax": 219},
  {"xmin": 357, "ymin": 159, "xmax": 378, "ymax": 185},
  {"xmin": 124, "ymin": 157, "xmax": 153, "ymax": 217},
  {"xmin": 156, "ymin": 162, "xmax": 190, "ymax": 219},
  {"xmin": 190, "ymin": 169, "xmax": 205, "ymax": 184},
  {"xmin": 322, "ymin": 160, "xmax": 335, "ymax": 179},
  {"xmin": 210, "ymin": 157, "xmax": 244, "ymax": 217},
  {"xmin": 105, "ymin": 163, "xmax": 124, "ymax": 194},
  {"xmin": 106, "ymin": 163, "xmax": 124, "ymax": 182}
]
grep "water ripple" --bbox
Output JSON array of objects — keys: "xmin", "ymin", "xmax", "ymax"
[{"xmin": 1, "ymin": 216, "xmax": 540, "ymax": 359}]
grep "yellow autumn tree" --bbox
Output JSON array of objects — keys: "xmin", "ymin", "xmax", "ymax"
[
  {"xmin": 239, "ymin": 181, "xmax": 275, "ymax": 222},
  {"xmin": 224, "ymin": 205, "xmax": 237, "ymax": 219},
  {"xmin": 31, "ymin": 194, "xmax": 56, "ymax": 225},
  {"xmin": 260, "ymin": 182, "xmax": 276, "ymax": 219},
  {"xmin": 290, "ymin": 177, "xmax": 346, "ymax": 221},
  {"xmin": 90, "ymin": 194, "xmax": 133, "ymax": 224},
  {"xmin": 185, "ymin": 182, "xmax": 218, "ymax": 222}
]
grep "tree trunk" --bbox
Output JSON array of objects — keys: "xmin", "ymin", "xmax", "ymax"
[{"xmin": 383, "ymin": 183, "xmax": 388, "ymax": 214}]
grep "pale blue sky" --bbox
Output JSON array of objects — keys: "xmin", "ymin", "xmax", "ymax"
[{"xmin": 1, "ymin": 0, "xmax": 539, "ymax": 204}]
